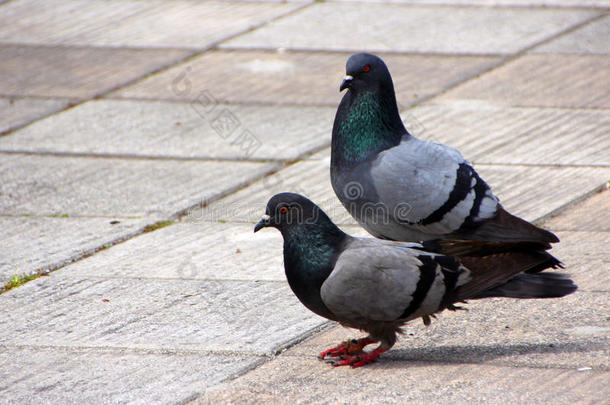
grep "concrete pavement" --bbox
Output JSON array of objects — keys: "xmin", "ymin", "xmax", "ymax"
[{"xmin": 0, "ymin": 1, "xmax": 608, "ymax": 404}]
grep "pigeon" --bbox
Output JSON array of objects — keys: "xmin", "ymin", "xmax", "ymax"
[
  {"xmin": 254, "ymin": 193, "xmax": 576, "ymax": 368},
  {"xmin": 331, "ymin": 53, "xmax": 559, "ymax": 252}
]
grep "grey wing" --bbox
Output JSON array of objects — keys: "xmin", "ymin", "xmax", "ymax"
[
  {"xmin": 369, "ymin": 137, "xmax": 498, "ymax": 237},
  {"xmin": 319, "ymin": 240, "xmax": 469, "ymax": 325}
]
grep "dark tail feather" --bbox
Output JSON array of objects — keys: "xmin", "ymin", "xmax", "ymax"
[
  {"xmin": 472, "ymin": 272, "xmax": 577, "ymax": 299},
  {"xmin": 454, "ymin": 205, "xmax": 559, "ymax": 249}
]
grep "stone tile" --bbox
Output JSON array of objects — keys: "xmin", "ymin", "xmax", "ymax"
[
  {"xmin": 550, "ymin": 231, "xmax": 610, "ymax": 291},
  {"xmin": 532, "ymin": 15, "xmax": 610, "ymax": 54},
  {"xmin": 0, "ymin": 276, "xmax": 326, "ymax": 355},
  {"xmin": 439, "ymin": 54, "xmax": 610, "ymax": 108},
  {"xmin": 0, "ymin": 97, "xmax": 68, "ymax": 135},
  {"xmin": 112, "ymin": 50, "xmax": 501, "ymax": 107},
  {"xmin": 221, "ymin": 3, "xmax": 597, "ymax": 54},
  {"xmin": 0, "ymin": 0, "xmax": 154, "ymax": 45},
  {"xmin": 0, "ymin": 99, "xmax": 335, "ymax": 161},
  {"xmin": 186, "ymin": 158, "xmax": 354, "ymax": 225},
  {"xmin": 0, "ymin": 216, "xmax": 152, "ymax": 285},
  {"xmin": 287, "ymin": 292, "xmax": 608, "ymax": 370},
  {"xmin": 0, "ymin": 153, "xmax": 280, "ymax": 216},
  {"xmin": 0, "ymin": 0, "xmax": 304, "ymax": 48},
  {"xmin": 197, "ymin": 357, "xmax": 609, "ymax": 404},
  {"xmin": 0, "ymin": 44, "xmax": 192, "ymax": 98},
  {"xmin": 68, "ymin": 1, "xmax": 306, "ymax": 49},
  {"xmin": 543, "ymin": 188, "xmax": 610, "ymax": 232},
  {"xmin": 328, "ymin": 0, "xmax": 610, "ymax": 7},
  {"xmin": 475, "ymin": 165, "xmax": 610, "ymax": 222},
  {"xmin": 58, "ymin": 222, "xmax": 369, "ymax": 282},
  {"xmin": 409, "ymin": 102, "xmax": 610, "ymax": 166},
  {"xmin": 186, "ymin": 155, "xmax": 610, "ymax": 225},
  {"xmin": 0, "ymin": 345, "xmax": 262, "ymax": 405}
]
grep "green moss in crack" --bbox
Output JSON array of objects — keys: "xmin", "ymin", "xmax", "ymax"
[
  {"xmin": 2, "ymin": 272, "xmax": 45, "ymax": 293},
  {"xmin": 143, "ymin": 220, "xmax": 174, "ymax": 233}
]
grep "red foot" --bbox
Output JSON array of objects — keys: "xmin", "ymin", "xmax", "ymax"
[
  {"xmin": 328, "ymin": 347, "xmax": 386, "ymax": 368},
  {"xmin": 318, "ymin": 337, "xmax": 376, "ymax": 359}
]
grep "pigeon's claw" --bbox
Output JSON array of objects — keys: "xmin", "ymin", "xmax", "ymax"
[
  {"xmin": 318, "ymin": 337, "xmax": 376, "ymax": 359},
  {"xmin": 328, "ymin": 347, "xmax": 386, "ymax": 368}
]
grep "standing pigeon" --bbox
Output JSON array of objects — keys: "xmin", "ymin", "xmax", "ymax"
[
  {"xmin": 331, "ymin": 53, "xmax": 559, "ymax": 250},
  {"xmin": 254, "ymin": 193, "xmax": 576, "ymax": 368}
]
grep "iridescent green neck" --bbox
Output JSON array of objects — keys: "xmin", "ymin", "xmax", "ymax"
[
  {"xmin": 281, "ymin": 223, "xmax": 347, "ymax": 320},
  {"xmin": 332, "ymin": 91, "xmax": 404, "ymax": 167},
  {"xmin": 283, "ymin": 224, "xmax": 345, "ymax": 274}
]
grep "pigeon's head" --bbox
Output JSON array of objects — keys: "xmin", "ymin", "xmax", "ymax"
[
  {"xmin": 254, "ymin": 192, "xmax": 325, "ymax": 234},
  {"xmin": 340, "ymin": 53, "xmax": 393, "ymax": 93}
]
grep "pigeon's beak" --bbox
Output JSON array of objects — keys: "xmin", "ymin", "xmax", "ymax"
[
  {"xmin": 340, "ymin": 75, "xmax": 353, "ymax": 92},
  {"xmin": 254, "ymin": 214, "xmax": 271, "ymax": 233}
]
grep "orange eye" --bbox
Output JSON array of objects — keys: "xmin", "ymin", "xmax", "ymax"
[
  {"xmin": 363, "ymin": 64, "xmax": 371, "ymax": 73},
  {"xmin": 279, "ymin": 206, "xmax": 288, "ymax": 214}
]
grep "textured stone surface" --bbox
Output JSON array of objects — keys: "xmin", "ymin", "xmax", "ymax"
[
  {"xmin": 186, "ymin": 155, "xmax": 610, "ymax": 225},
  {"xmin": 0, "ymin": 153, "xmax": 280, "ymax": 216},
  {"xmin": 0, "ymin": 276, "xmax": 326, "ymax": 355},
  {"xmin": 408, "ymin": 102, "xmax": 610, "ymax": 166},
  {"xmin": 286, "ymin": 291, "xmax": 609, "ymax": 368},
  {"xmin": 0, "ymin": 216, "xmax": 151, "ymax": 284},
  {"xmin": 1, "ymin": 0, "xmax": 608, "ymax": 402},
  {"xmin": 197, "ymin": 359, "xmax": 609, "ymax": 405},
  {"xmin": 532, "ymin": 15, "xmax": 610, "ymax": 54},
  {"xmin": 0, "ymin": 346, "xmax": 262, "ymax": 405},
  {"xmin": 0, "ymin": 44, "xmax": 192, "ymax": 98},
  {"xmin": 439, "ymin": 54, "xmax": 610, "ymax": 108},
  {"xmin": 112, "ymin": 50, "xmax": 501, "ymax": 107},
  {"xmin": 0, "ymin": 0, "xmax": 304, "ymax": 48},
  {"xmin": 550, "ymin": 231, "xmax": 610, "ymax": 291},
  {"xmin": 221, "ymin": 3, "xmax": 598, "ymax": 54},
  {"xmin": 0, "ymin": 0, "xmax": 154, "ymax": 45},
  {"xmin": 328, "ymin": 0, "xmax": 610, "ymax": 6},
  {"xmin": 0, "ymin": 97, "xmax": 68, "ymax": 135},
  {"xmin": 542, "ymin": 188, "xmax": 609, "ymax": 232},
  {"xmin": 59, "ymin": 222, "xmax": 369, "ymax": 282},
  {"xmin": 0, "ymin": 99, "xmax": 335, "ymax": 161}
]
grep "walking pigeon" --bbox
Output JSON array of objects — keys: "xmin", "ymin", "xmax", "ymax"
[
  {"xmin": 254, "ymin": 193, "xmax": 576, "ymax": 368},
  {"xmin": 331, "ymin": 53, "xmax": 559, "ymax": 250}
]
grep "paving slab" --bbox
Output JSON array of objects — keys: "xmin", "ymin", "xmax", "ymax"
[
  {"xmin": 0, "ymin": 216, "xmax": 153, "ymax": 285},
  {"xmin": 185, "ymin": 155, "xmax": 610, "ymax": 225},
  {"xmin": 542, "ymin": 188, "xmax": 610, "ymax": 232},
  {"xmin": 438, "ymin": 54, "xmax": 610, "ymax": 108},
  {"xmin": 543, "ymin": 184, "xmax": 610, "ymax": 232},
  {"xmin": 53, "ymin": 226, "xmax": 608, "ymax": 294},
  {"xmin": 0, "ymin": 97, "xmax": 69, "ymax": 135},
  {"xmin": 328, "ymin": 0, "xmax": 610, "ymax": 7},
  {"xmin": 56, "ymin": 222, "xmax": 369, "ymax": 282},
  {"xmin": 220, "ymin": 3, "xmax": 598, "ymax": 54},
  {"xmin": 0, "ymin": 276, "xmax": 326, "ymax": 355},
  {"xmin": 0, "ymin": 0, "xmax": 151, "ymax": 45},
  {"xmin": 0, "ymin": 0, "xmax": 305, "ymax": 48},
  {"xmin": 0, "ymin": 44, "xmax": 192, "ymax": 98},
  {"xmin": 0, "ymin": 99, "xmax": 336, "ymax": 161},
  {"xmin": 549, "ymin": 231, "xmax": 610, "ymax": 291},
  {"xmin": 68, "ymin": 1, "xmax": 306, "ymax": 49},
  {"xmin": 532, "ymin": 15, "xmax": 610, "ymax": 54},
  {"xmin": 197, "ymin": 359, "xmax": 609, "ymax": 404},
  {"xmin": 285, "ymin": 291, "xmax": 608, "ymax": 368},
  {"xmin": 0, "ymin": 153, "xmax": 280, "ymax": 216},
  {"xmin": 408, "ymin": 102, "xmax": 610, "ymax": 166},
  {"xmin": 112, "ymin": 50, "xmax": 501, "ymax": 107},
  {"xmin": 0, "ymin": 345, "xmax": 262, "ymax": 405}
]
